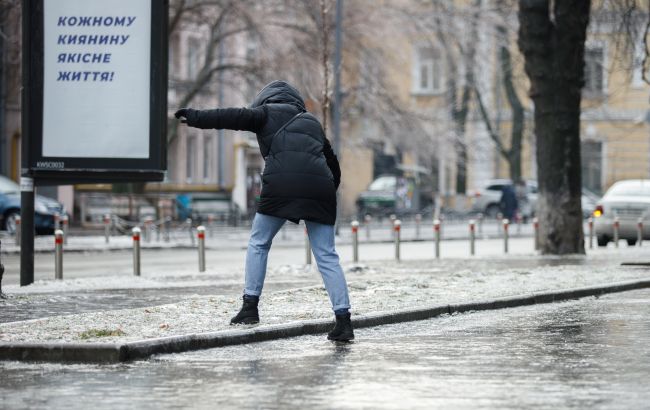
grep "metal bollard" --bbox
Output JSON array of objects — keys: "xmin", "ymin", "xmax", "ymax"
[
  {"xmin": 503, "ymin": 218, "xmax": 509, "ymax": 254},
  {"xmin": 132, "ymin": 227, "xmax": 141, "ymax": 276},
  {"xmin": 469, "ymin": 219, "xmax": 476, "ymax": 256},
  {"xmin": 477, "ymin": 213, "xmax": 484, "ymax": 236},
  {"xmin": 364, "ymin": 214, "xmax": 372, "ymax": 240},
  {"xmin": 637, "ymin": 218, "xmax": 643, "ymax": 247},
  {"xmin": 516, "ymin": 213, "xmax": 522, "ymax": 235},
  {"xmin": 54, "ymin": 213, "xmax": 61, "ymax": 231},
  {"xmin": 415, "ymin": 213, "xmax": 422, "ymax": 240},
  {"xmin": 15, "ymin": 215, "xmax": 21, "ymax": 247},
  {"xmin": 587, "ymin": 217, "xmax": 593, "ymax": 249},
  {"xmin": 434, "ymin": 219, "xmax": 441, "ymax": 259},
  {"xmin": 156, "ymin": 205, "xmax": 163, "ymax": 242},
  {"xmin": 187, "ymin": 218, "xmax": 195, "ymax": 245},
  {"xmin": 496, "ymin": 212, "xmax": 503, "ymax": 236},
  {"xmin": 104, "ymin": 214, "xmax": 111, "ymax": 244},
  {"xmin": 394, "ymin": 219, "xmax": 401, "ymax": 261},
  {"xmin": 54, "ymin": 229, "xmax": 64, "ymax": 280},
  {"xmin": 62, "ymin": 214, "xmax": 69, "ymax": 245},
  {"xmin": 389, "ymin": 214, "xmax": 397, "ymax": 240},
  {"xmin": 533, "ymin": 217, "xmax": 540, "ymax": 251},
  {"xmin": 613, "ymin": 217, "xmax": 620, "ymax": 248},
  {"xmin": 351, "ymin": 220, "xmax": 359, "ymax": 263},
  {"xmin": 207, "ymin": 214, "xmax": 215, "ymax": 238},
  {"xmin": 144, "ymin": 216, "xmax": 153, "ymax": 243},
  {"xmin": 164, "ymin": 217, "xmax": 171, "ymax": 242},
  {"xmin": 305, "ymin": 227, "xmax": 312, "ymax": 265},
  {"xmin": 197, "ymin": 225, "xmax": 206, "ymax": 272}
]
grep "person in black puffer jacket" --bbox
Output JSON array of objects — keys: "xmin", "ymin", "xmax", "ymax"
[{"xmin": 175, "ymin": 81, "xmax": 353, "ymax": 342}]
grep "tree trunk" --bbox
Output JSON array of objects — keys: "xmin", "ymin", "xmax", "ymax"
[{"xmin": 518, "ymin": 0, "xmax": 589, "ymax": 255}]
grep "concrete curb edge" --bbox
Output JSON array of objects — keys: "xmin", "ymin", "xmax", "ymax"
[{"xmin": 2, "ymin": 277, "xmax": 650, "ymax": 364}]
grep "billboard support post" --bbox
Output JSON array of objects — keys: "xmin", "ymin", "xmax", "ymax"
[{"xmin": 20, "ymin": 0, "xmax": 168, "ymax": 286}]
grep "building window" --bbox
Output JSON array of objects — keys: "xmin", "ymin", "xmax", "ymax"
[
  {"xmin": 187, "ymin": 37, "xmax": 201, "ymax": 79},
  {"xmin": 186, "ymin": 135, "xmax": 196, "ymax": 182},
  {"xmin": 413, "ymin": 46, "xmax": 443, "ymax": 94},
  {"xmin": 584, "ymin": 46, "xmax": 605, "ymax": 95}
]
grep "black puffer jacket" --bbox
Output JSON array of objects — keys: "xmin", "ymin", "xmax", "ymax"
[{"xmin": 181, "ymin": 81, "xmax": 340, "ymax": 225}]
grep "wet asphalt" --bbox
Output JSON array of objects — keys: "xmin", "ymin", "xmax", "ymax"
[{"xmin": 1, "ymin": 288, "xmax": 649, "ymax": 409}]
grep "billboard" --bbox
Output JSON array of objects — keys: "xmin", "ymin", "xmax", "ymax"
[{"xmin": 23, "ymin": 0, "xmax": 167, "ymax": 183}]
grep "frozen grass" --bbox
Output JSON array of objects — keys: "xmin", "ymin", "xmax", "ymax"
[{"xmin": 1, "ymin": 253, "xmax": 649, "ymax": 344}]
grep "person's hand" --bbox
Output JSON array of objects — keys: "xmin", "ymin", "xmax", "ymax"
[{"xmin": 174, "ymin": 108, "xmax": 198, "ymax": 126}]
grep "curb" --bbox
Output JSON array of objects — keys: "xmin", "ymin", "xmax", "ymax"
[{"xmin": 2, "ymin": 277, "xmax": 649, "ymax": 364}]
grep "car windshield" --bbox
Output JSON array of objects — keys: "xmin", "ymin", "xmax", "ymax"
[
  {"xmin": 0, "ymin": 176, "xmax": 19, "ymax": 194},
  {"xmin": 606, "ymin": 181, "xmax": 650, "ymax": 197},
  {"xmin": 368, "ymin": 176, "xmax": 396, "ymax": 191}
]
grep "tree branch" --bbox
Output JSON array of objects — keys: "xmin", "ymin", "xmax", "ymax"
[{"xmin": 474, "ymin": 85, "xmax": 509, "ymax": 157}]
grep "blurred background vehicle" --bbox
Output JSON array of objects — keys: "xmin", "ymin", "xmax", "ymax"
[
  {"xmin": 356, "ymin": 173, "xmax": 433, "ymax": 218},
  {"xmin": 594, "ymin": 179, "xmax": 650, "ymax": 246},
  {"xmin": 472, "ymin": 179, "xmax": 600, "ymax": 220},
  {"xmin": 471, "ymin": 179, "xmax": 538, "ymax": 219},
  {"xmin": 581, "ymin": 188, "xmax": 600, "ymax": 219},
  {"xmin": 0, "ymin": 175, "xmax": 66, "ymax": 234},
  {"xmin": 176, "ymin": 192, "xmax": 241, "ymax": 225}
]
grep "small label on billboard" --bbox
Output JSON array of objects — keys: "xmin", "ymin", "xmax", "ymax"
[{"xmin": 20, "ymin": 177, "xmax": 34, "ymax": 192}]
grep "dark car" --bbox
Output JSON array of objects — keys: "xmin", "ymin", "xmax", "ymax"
[
  {"xmin": 0, "ymin": 175, "xmax": 66, "ymax": 234},
  {"xmin": 356, "ymin": 174, "xmax": 432, "ymax": 218}
]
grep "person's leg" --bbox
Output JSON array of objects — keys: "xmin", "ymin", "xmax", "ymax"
[
  {"xmin": 243, "ymin": 212, "xmax": 286, "ymax": 297},
  {"xmin": 305, "ymin": 220, "xmax": 351, "ymax": 313},
  {"xmin": 232, "ymin": 213, "xmax": 285, "ymax": 325}
]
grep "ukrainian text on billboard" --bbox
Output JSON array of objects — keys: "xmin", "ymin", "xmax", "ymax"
[{"xmin": 42, "ymin": 0, "xmax": 151, "ymax": 159}]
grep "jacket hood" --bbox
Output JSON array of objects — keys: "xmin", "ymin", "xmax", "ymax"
[{"xmin": 250, "ymin": 80, "xmax": 306, "ymax": 110}]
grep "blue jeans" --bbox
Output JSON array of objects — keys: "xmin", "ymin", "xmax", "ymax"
[{"xmin": 244, "ymin": 213, "xmax": 351, "ymax": 312}]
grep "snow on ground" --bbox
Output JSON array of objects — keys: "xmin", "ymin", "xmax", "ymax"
[{"xmin": 1, "ymin": 252, "xmax": 648, "ymax": 344}]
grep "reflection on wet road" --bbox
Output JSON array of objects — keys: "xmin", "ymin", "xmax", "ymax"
[{"xmin": 2, "ymin": 289, "xmax": 650, "ymax": 409}]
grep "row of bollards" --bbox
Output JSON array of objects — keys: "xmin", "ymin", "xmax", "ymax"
[
  {"xmin": 52, "ymin": 224, "xmax": 209, "ymax": 280},
  {"xmin": 47, "ymin": 214, "xmax": 648, "ymax": 279},
  {"xmin": 350, "ymin": 217, "xmax": 536, "ymax": 262}
]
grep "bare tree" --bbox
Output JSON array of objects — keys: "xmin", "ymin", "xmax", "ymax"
[
  {"xmin": 167, "ymin": 0, "xmax": 264, "ymax": 145},
  {"xmin": 518, "ymin": 0, "xmax": 591, "ymax": 255},
  {"xmin": 474, "ymin": 2, "xmax": 526, "ymax": 183},
  {"xmin": 426, "ymin": 0, "xmax": 482, "ymax": 195}
]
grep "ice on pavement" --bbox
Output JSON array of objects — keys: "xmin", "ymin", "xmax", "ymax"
[{"xmin": 1, "ymin": 253, "xmax": 649, "ymax": 344}]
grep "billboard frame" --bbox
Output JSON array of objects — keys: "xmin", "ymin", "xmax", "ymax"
[{"xmin": 22, "ymin": 0, "xmax": 168, "ymax": 184}]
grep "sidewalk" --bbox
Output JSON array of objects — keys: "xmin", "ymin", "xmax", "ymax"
[{"xmin": 1, "ymin": 247, "xmax": 649, "ymax": 349}]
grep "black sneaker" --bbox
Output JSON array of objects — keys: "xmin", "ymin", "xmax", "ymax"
[
  {"xmin": 327, "ymin": 312, "xmax": 354, "ymax": 341},
  {"xmin": 230, "ymin": 295, "xmax": 259, "ymax": 325}
]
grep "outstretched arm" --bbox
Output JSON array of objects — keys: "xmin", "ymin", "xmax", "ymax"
[
  {"xmin": 323, "ymin": 138, "xmax": 341, "ymax": 189},
  {"xmin": 175, "ymin": 106, "xmax": 267, "ymax": 134}
]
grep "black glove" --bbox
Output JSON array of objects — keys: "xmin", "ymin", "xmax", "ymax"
[{"xmin": 174, "ymin": 108, "xmax": 199, "ymax": 127}]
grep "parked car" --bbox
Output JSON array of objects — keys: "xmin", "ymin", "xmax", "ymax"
[
  {"xmin": 471, "ymin": 179, "xmax": 538, "ymax": 219},
  {"xmin": 472, "ymin": 179, "xmax": 600, "ymax": 220},
  {"xmin": 356, "ymin": 174, "xmax": 432, "ymax": 218},
  {"xmin": 176, "ymin": 193, "xmax": 240, "ymax": 225},
  {"xmin": 581, "ymin": 188, "xmax": 600, "ymax": 219},
  {"xmin": 0, "ymin": 175, "xmax": 66, "ymax": 234},
  {"xmin": 594, "ymin": 179, "xmax": 650, "ymax": 246}
]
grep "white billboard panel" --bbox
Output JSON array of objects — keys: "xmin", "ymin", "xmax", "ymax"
[{"xmin": 42, "ymin": 0, "xmax": 151, "ymax": 158}]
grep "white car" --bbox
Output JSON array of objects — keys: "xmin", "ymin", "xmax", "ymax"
[
  {"xmin": 471, "ymin": 179, "xmax": 538, "ymax": 219},
  {"xmin": 594, "ymin": 179, "xmax": 650, "ymax": 246}
]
